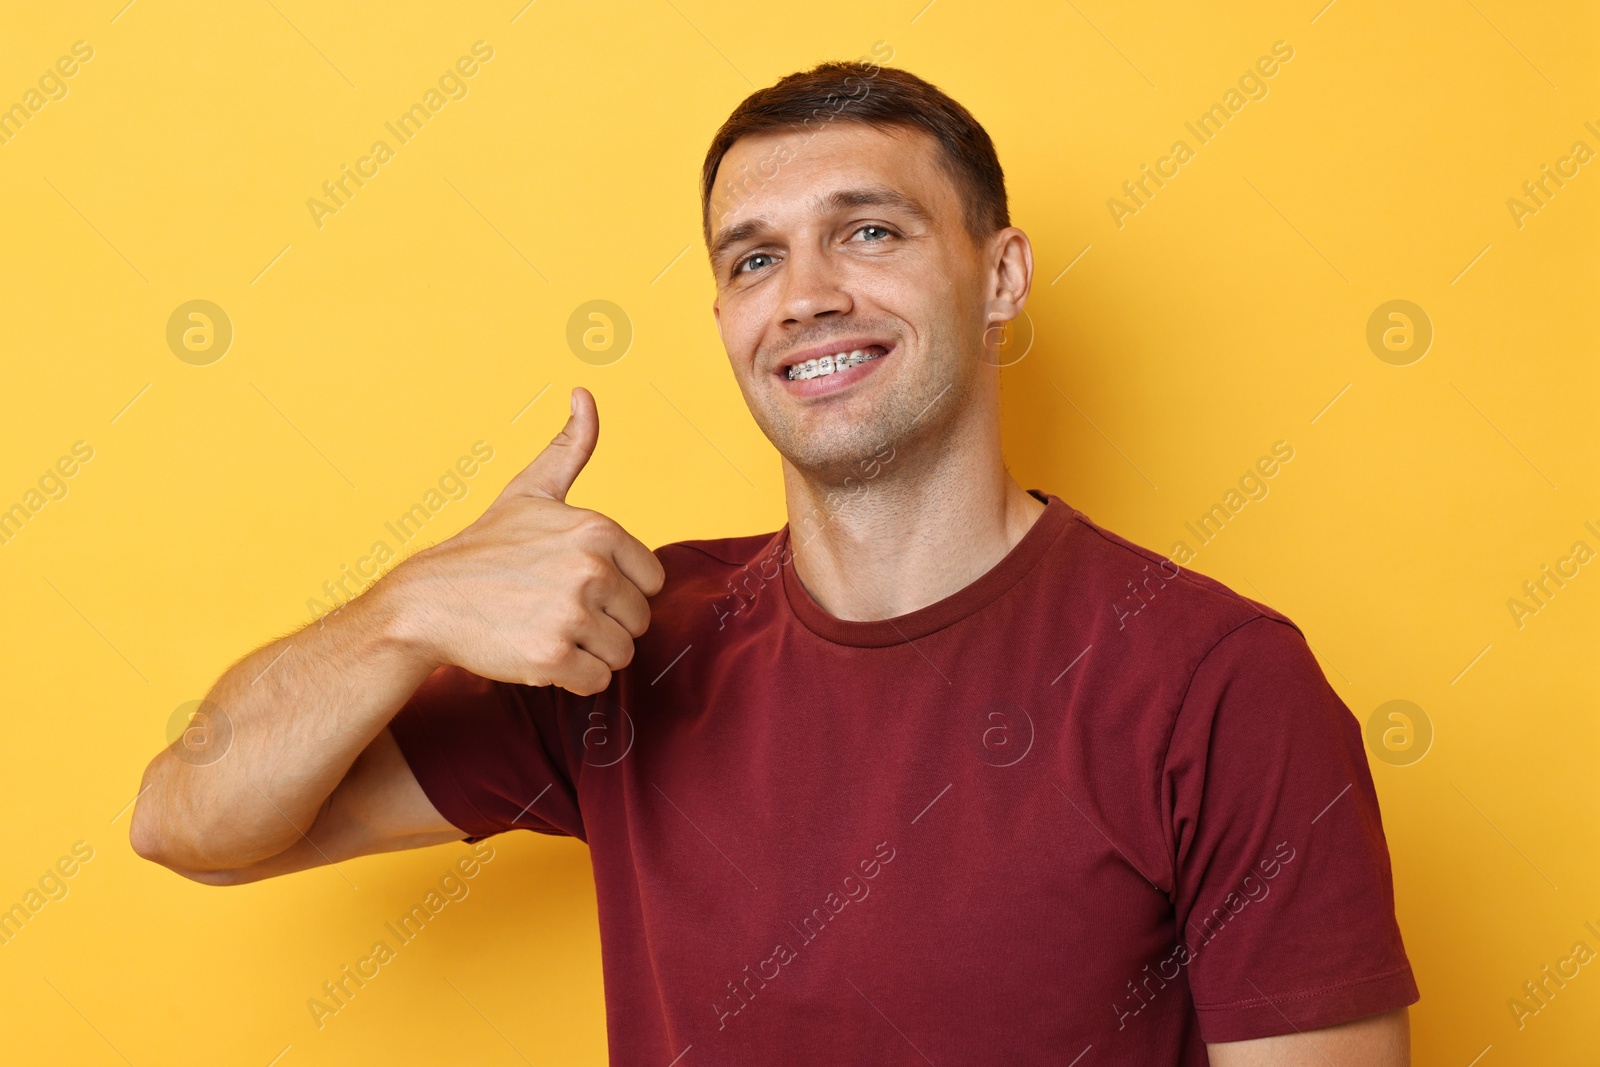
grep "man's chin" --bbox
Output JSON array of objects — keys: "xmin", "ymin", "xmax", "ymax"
[
  {"xmin": 764, "ymin": 416, "xmax": 905, "ymax": 485},
  {"xmin": 752, "ymin": 367, "xmax": 957, "ymax": 485}
]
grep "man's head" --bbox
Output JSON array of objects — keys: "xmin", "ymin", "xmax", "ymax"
[{"xmin": 702, "ymin": 61, "xmax": 1031, "ymax": 483}]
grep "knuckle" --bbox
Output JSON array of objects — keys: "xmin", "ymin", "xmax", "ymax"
[
  {"xmin": 573, "ymin": 509, "xmax": 616, "ymax": 539},
  {"xmin": 528, "ymin": 635, "xmax": 570, "ymax": 669},
  {"xmin": 553, "ymin": 600, "xmax": 592, "ymax": 634},
  {"xmin": 571, "ymin": 554, "xmax": 612, "ymax": 586}
]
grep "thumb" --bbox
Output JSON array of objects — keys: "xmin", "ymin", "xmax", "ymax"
[{"xmin": 510, "ymin": 387, "xmax": 599, "ymax": 501}]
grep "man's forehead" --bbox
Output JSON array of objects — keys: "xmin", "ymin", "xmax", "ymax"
[{"xmin": 708, "ymin": 124, "xmax": 946, "ymax": 245}]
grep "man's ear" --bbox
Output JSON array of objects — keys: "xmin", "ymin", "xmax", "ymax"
[
  {"xmin": 979, "ymin": 228, "xmax": 1035, "ymax": 367},
  {"xmin": 986, "ymin": 226, "xmax": 1033, "ymax": 322}
]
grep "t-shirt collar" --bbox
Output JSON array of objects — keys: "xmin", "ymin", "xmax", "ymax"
[{"xmin": 778, "ymin": 490, "xmax": 1073, "ymax": 648}]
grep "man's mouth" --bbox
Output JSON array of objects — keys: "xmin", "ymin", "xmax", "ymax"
[{"xmin": 784, "ymin": 344, "xmax": 890, "ymax": 381}]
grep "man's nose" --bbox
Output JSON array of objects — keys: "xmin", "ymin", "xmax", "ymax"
[{"xmin": 779, "ymin": 249, "xmax": 852, "ymax": 324}]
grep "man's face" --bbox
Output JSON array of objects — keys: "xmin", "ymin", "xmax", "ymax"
[{"xmin": 708, "ymin": 122, "xmax": 994, "ymax": 480}]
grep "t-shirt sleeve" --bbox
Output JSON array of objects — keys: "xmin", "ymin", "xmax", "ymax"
[
  {"xmin": 387, "ymin": 664, "xmax": 586, "ymax": 843},
  {"xmin": 1162, "ymin": 615, "xmax": 1419, "ymax": 1043}
]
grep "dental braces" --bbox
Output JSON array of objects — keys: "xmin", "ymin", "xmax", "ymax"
[{"xmin": 786, "ymin": 349, "xmax": 883, "ymax": 381}]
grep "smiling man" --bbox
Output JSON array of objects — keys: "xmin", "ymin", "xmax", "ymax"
[{"xmin": 131, "ymin": 62, "xmax": 1418, "ymax": 1064}]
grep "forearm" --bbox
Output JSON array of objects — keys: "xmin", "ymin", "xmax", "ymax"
[
  {"xmin": 158, "ymin": 729, "xmax": 469, "ymax": 885},
  {"xmin": 131, "ymin": 568, "xmax": 439, "ymax": 871}
]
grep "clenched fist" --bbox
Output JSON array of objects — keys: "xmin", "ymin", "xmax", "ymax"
[{"xmin": 390, "ymin": 387, "xmax": 666, "ymax": 695}]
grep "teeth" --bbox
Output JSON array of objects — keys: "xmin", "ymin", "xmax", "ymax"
[{"xmin": 786, "ymin": 348, "xmax": 883, "ymax": 381}]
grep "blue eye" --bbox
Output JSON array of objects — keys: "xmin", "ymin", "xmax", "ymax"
[
  {"xmin": 738, "ymin": 252, "xmax": 775, "ymax": 274},
  {"xmin": 733, "ymin": 225, "xmax": 896, "ymax": 277}
]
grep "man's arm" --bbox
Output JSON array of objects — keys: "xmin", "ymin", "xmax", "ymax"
[
  {"xmin": 1208, "ymin": 1007, "xmax": 1409, "ymax": 1066},
  {"xmin": 129, "ymin": 388, "xmax": 664, "ymax": 880},
  {"xmin": 156, "ymin": 727, "xmax": 464, "ymax": 885},
  {"xmin": 129, "ymin": 584, "xmax": 448, "ymax": 876}
]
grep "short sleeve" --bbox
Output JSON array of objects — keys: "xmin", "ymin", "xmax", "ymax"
[
  {"xmin": 388, "ymin": 665, "xmax": 586, "ymax": 843},
  {"xmin": 1162, "ymin": 616, "xmax": 1419, "ymax": 1042}
]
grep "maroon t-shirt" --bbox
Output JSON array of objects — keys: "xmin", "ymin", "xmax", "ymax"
[{"xmin": 389, "ymin": 491, "xmax": 1418, "ymax": 1064}]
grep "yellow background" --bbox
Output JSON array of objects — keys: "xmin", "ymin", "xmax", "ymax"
[{"xmin": 2, "ymin": 1, "xmax": 1595, "ymax": 1063}]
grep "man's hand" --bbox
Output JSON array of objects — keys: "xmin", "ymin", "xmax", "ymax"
[{"xmin": 390, "ymin": 386, "xmax": 666, "ymax": 696}]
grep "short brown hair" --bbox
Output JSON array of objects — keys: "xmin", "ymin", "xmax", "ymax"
[{"xmin": 700, "ymin": 61, "xmax": 1010, "ymax": 248}]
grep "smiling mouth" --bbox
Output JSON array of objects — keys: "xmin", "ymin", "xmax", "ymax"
[{"xmin": 784, "ymin": 345, "xmax": 890, "ymax": 381}]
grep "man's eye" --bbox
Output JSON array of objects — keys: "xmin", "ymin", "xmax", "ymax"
[{"xmin": 733, "ymin": 228, "xmax": 894, "ymax": 276}]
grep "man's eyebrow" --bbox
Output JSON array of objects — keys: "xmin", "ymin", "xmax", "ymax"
[{"xmin": 707, "ymin": 186, "xmax": 934, "ymax": 269}]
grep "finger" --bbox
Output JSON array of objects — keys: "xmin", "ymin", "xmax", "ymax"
[
  {"xmin": 544, "ymin": 642, "xmax": 614, "ymax": 696},
  {"xmin": 572, "ymin": 612, "xmax": 636, "ymax": 672},
  {"xmin": 506, "ymin": 387, "xmax": 599, "ymax": 502},
  {"xmin": 611, "ymin": 533, "xmax": 667, "ymax": 598},
  {"xmin": 600, "ymin": 577, "xmax": 652, "ymax": 639}
]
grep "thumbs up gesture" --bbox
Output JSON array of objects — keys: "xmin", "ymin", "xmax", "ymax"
[{"xmin": 389, "ymin": 388, "xmax": 666, "ymax": 695}]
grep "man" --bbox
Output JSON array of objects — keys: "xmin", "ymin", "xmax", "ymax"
[{"xmin": 132, "ymin": 61, "xmax": 1418, "ymax": 1064}]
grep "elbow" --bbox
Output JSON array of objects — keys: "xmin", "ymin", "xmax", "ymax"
[
  {"xmin": 127, "ymin": 794, "xmax": 163, "ymax": 866},
  {"xmin": 127, "ymin": 778, "xmax": 239, "ymax": 885},
  {"xmin": 129, "ymin": 817, "xmax": 245, "ymax": 886},
  {"xmin": 127, "ymin": 779, "xmax": 167, "ymax": 866}
]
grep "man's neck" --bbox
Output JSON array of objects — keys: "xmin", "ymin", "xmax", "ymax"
[{"xmin": 781, "ymin": 427, "xmax": 1046, "ymax": 623}]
